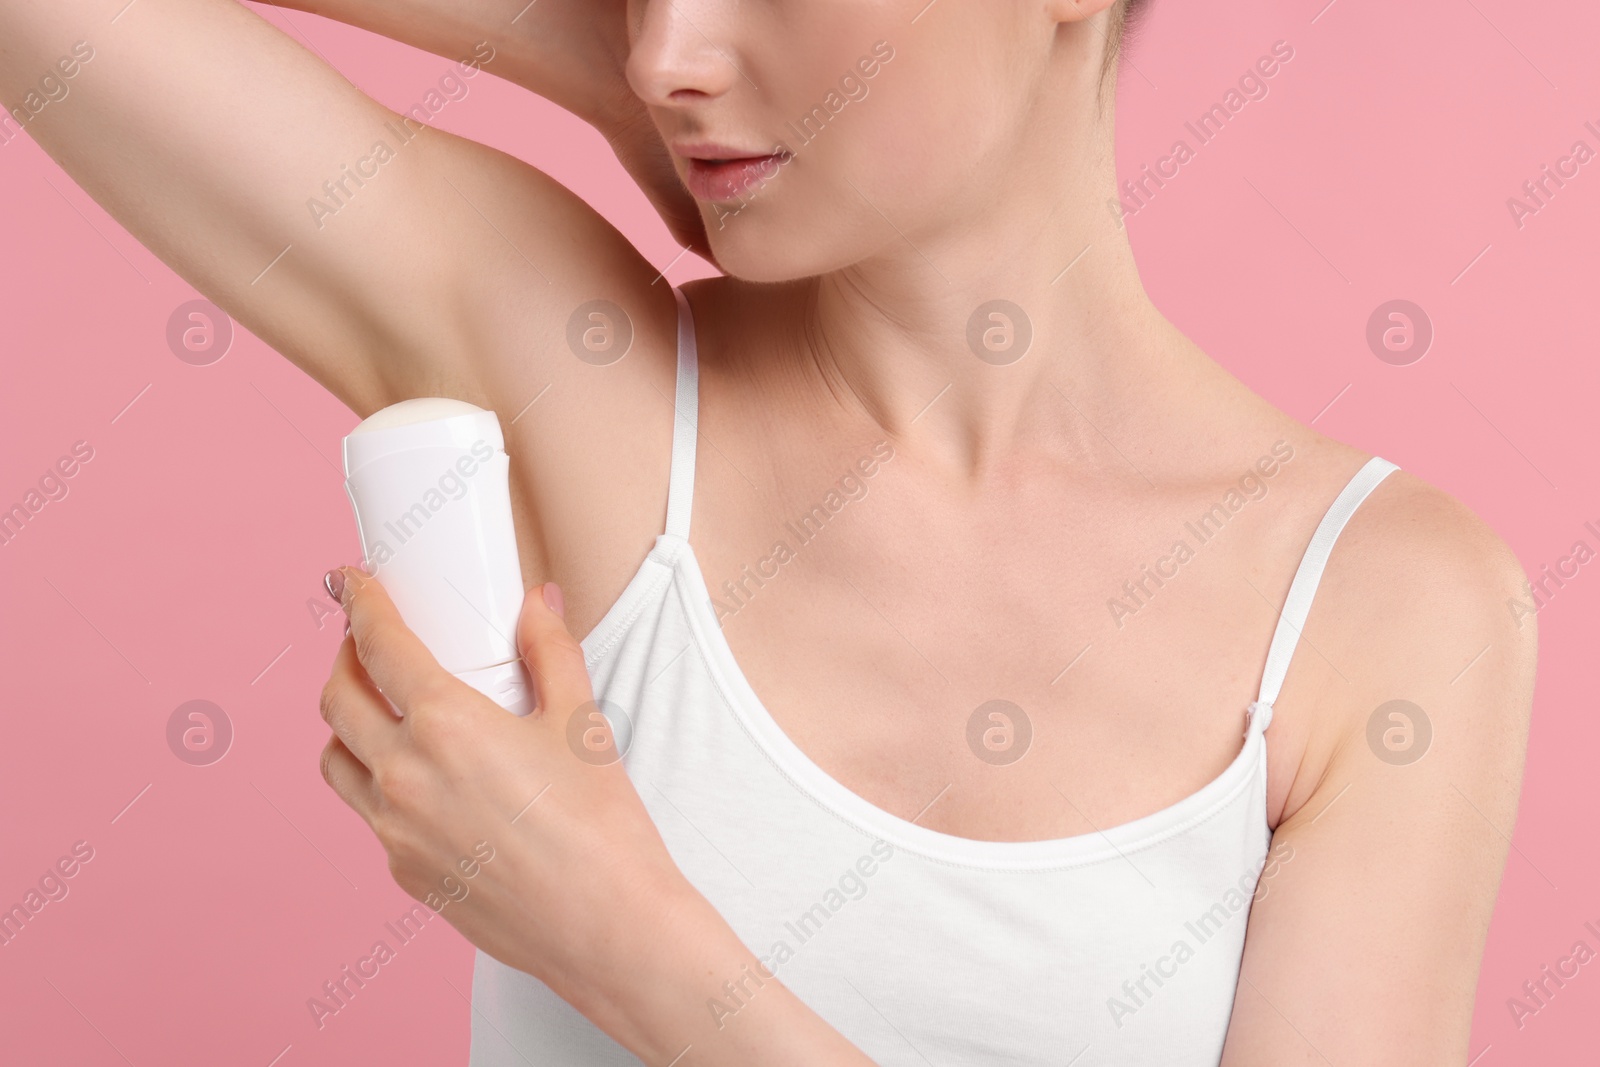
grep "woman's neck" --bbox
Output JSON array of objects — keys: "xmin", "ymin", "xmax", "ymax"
[{"xmin": 747, "ymin": 187, "xmax": 1195, "ymax": 481}]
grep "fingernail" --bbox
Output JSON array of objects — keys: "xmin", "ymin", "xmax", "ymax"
[
  {"xmin": 324, "ymin": 568, "xmax": 346, "ymax": 608},
  {"xmin": 542, "ymin": 582, "xmax": 565, "ymax": 619}
]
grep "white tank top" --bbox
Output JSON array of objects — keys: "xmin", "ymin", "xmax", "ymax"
[{"xmin": 469, "ymin": 287, "xmax": 1399, "ymax": 1065}]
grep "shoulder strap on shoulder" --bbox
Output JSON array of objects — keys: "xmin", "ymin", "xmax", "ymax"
[
  {"xmin": 664, "ymin": 287, "xmax": 700, "ymax": 541},
  {"xmin": 1251, "ymin": 456, "xmax": 1400, "ymax": 726}
]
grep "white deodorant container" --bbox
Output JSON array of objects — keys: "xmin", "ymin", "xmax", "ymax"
[{"xmin": 340, "ymin": 398, "xmax": 534, "ymax": 717}]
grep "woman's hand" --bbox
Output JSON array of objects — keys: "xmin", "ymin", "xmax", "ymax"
[
  {"xmin": 599, "ymin": 92, "xmax": 717, "ymax": 267},
  {"xmin": 316, "ymin": 566, "xmax": 871, "ymax": 1064},
  {"xmin": 491, "ymin": 0, "xmax": 717, "ymax": 263},
  {"xmin": 317, "ymin": 566, "xmax": 689, "ymax": 1032}
]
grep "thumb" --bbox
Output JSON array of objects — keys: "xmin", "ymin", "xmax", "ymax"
[{"xmin": 517, "ymin": 583, "xmax": 594, "ymax": 720}]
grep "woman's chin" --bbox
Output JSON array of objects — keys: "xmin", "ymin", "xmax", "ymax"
[
  {"xmin": 704, "ymin": 238, "xmax": 816, "ymax": 284},
  {"xmin": 702, "ymin": 214, "xmax": 859, "ymax": 284}
]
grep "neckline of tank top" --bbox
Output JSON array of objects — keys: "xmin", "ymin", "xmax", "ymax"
[{"xmin": 578, "ymin": 530, "xmax": 1271, "ymax": 872}]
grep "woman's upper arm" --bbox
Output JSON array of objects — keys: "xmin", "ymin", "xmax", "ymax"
[
  {"xmin": 0, "ymin": 0, "xmax": 662, "ymax": 420},
  {"xmin": 1221, "ymin": 480, "xmax": 1537, "ymax": 1065}
]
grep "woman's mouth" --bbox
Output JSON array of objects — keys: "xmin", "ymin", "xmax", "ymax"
[{"xmin": 680, "ymin": 149, "xmax": 790, "ymax": 203}]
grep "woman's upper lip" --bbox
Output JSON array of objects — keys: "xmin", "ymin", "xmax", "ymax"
[{"xmin": 672, "ymin": 140, "xmax": 781, "ymax": 161}]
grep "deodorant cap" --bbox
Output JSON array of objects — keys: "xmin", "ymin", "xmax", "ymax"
[
  {"xmin": 341, "ymin": 399, "xmax": 526, "ymax": 677},
  {"xmin": 344, "ymin": 397, "xmax": 502, "ymax": 470}
]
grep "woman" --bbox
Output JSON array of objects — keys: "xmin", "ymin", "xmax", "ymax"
[{"xmin": 1, "ymin": 0, "xmax": 1535, "ymax": 1063}]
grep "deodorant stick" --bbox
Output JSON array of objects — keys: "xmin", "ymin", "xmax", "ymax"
[{"xmin": 340, "ymin": 398, "xmax": 534, "ymax": 717}]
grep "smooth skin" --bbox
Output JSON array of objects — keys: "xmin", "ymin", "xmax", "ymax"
[{"xmin": 1, "ymin": 0, "xmax": 1536, "ymax": 1062}]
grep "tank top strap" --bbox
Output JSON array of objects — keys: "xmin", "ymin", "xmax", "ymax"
[
  {"xmin": 1249, "ymin": 455, "xmax": 1400, "ymax": 731},
  {"xmin": 663, "ymin": 286, "xmax": 701, "ymax": 542}
]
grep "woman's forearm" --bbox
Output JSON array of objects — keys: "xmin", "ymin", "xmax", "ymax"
[
  {"xmin": 253, "ymin": 0, "xmax": 633, "ymax": 127},
  {"xmin": 588, "ymin": 878, "xmax": 878, "ymax": 1066}
]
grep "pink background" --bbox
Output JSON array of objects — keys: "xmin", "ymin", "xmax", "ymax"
[{"xmin": 3, "ymin": 0, "xmax": 1597, "ymax": 1062}]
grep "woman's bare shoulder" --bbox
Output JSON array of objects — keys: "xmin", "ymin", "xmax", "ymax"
[
  {"xmin": 1318, "ymin": 458, "xmax": 1530, "ymax": 654},
  {"xmin": 1227, "ymin": 446, "xmax": 1535, "ymax": 1061},
  {"xmin": 1270, "ymin": 444, "xmax": 1536, "ymax": 825}
]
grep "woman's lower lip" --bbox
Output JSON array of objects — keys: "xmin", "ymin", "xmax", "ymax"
[{"xmin": 684, "ymin": 154, "xmax": 785, "ymax": 202}]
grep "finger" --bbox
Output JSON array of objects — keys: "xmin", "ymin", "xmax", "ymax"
[
  {"xmin": 334, "ymin": 565, "xmax": 457, "ymax": 718},
  {"xmin": 517, "ymin": 582, "xmax": 594, "ymax": 719},
  {"xmin": 320, "ymin": 631, "xmax": 403, "ymax": 770},
  {"xmin": 320, "ymin": 734, "xmax": 378, "ymax": 824}
]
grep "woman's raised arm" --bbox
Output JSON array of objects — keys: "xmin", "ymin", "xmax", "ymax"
[{"xmin": 0, "ymin": 0, "xmax": 674, "ymax": 419}]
